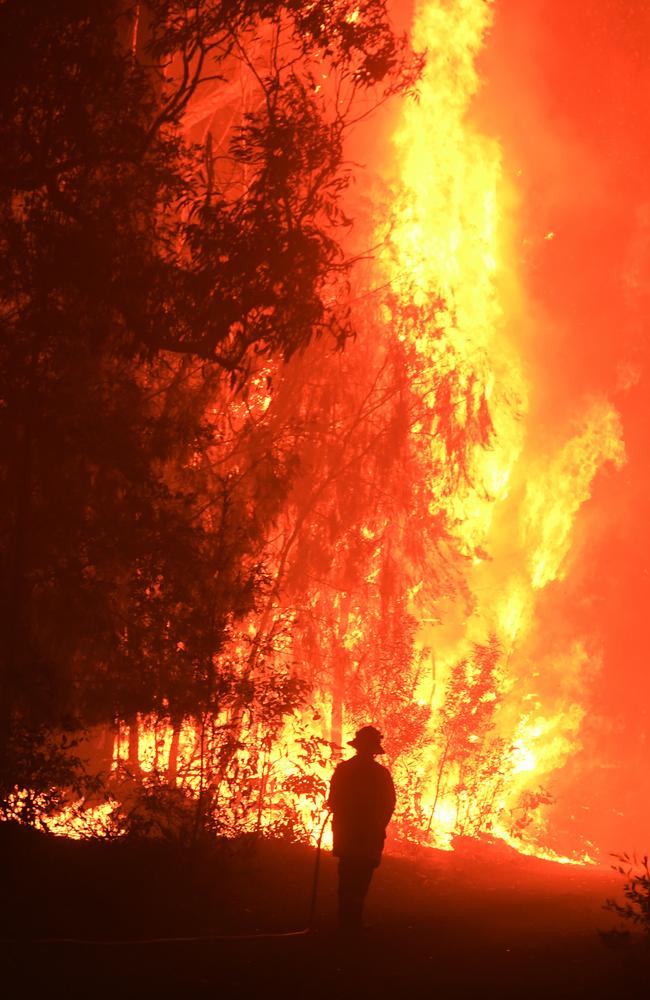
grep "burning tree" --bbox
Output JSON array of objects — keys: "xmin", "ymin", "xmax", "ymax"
[
  {"xmin": 427, "ymin": 637, "xmax": 509, "ymax": 838},
  {"xmin": 0, "ymin": 0, "xmax": 629, "ymax": 864},
  {"xmin": 0, "ymin": 0, "xmax": 420, "ymax": 827}
]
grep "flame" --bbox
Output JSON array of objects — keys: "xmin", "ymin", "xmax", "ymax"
[
  {"xmin": 377, "ymin": 0, "xmax": 625, "ymax": 862},
  {"xmin": 38, "ymin": 1, "xmax": 627, "ymax": 865},
  {"xmin": 523, "ymin": 401, "xmax": 625, "ymax": 589}
]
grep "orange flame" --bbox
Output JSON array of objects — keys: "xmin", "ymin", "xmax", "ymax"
[
  {"xmin": 378, "ymin": 0, "xmax": 625, "ymax": 862},
  {"xmin": 43, "ymin": 1, "xmax": 627, "ymax": 864}
]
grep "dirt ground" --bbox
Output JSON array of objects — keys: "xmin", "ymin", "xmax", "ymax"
[{"xmin": 1, "ymin": 824, "xmax": 646, "ymax": 998}]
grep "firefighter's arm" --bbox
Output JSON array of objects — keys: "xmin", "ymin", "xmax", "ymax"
[{"xmin": 383, "ymin": 770, "xmax": 396, "ymax": 825}]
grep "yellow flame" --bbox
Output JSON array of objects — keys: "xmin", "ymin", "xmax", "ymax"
[
  {"xmin": 523, "ymin": 401, "xmax": 626, "ymax": 589},
  {"xmin": 44, "ymin": 1, "xmax": 625, "ymax": 866},
  {"xmin": 382, "ymin": 0, "xmax": 625, "ymax": 862}
]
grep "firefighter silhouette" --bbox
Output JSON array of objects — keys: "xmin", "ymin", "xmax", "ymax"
[{"xmin": 327, "ymin": 725, "xmax": 395, "ymax": 930}]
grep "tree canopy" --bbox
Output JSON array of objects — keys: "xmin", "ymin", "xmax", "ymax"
[
  {"xmin": 0, "ymin": 2, "xmax": 509, "ymax": 850},
  {"xmin": 0, "ymin": 0, "xmax": 423, "ymax": 805}
]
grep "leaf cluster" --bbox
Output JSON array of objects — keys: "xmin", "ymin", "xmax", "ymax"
[{"xmin": 604, "ymin": 852, "xmax": 650, "ymax": 935}]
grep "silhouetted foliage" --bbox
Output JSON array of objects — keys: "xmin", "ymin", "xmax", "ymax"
[
  {"xmin": 604, "ymin": 852, "xmax": 650, "ymax": 937},
  {"xmin": 0, "ymin": 0, "xmax": 419, "ymax": 815},
  {"xmin": 0, "ymin": 723, "xmax": 102, "ymax": 828}
]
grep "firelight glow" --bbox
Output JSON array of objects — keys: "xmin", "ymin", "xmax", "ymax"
[
  {"xmin": 378, "ymin": 0, "xmax": 625, "ymax": 860},
  {"xmin": 45, "ymin": 1, "xmax": 632, "ymax": 864}
]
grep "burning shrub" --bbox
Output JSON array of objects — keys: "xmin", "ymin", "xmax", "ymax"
[
  {"xmin": 107, "ymin": 766, "xmax": 202, "ymax": 844},
  {"xmin": 0, "ymin": 722, "xmax": 102, "ymax": 830},
  {"xmin": 427, "ymin": 637, "xmax": 509, "ymax": 839},
  {"xmin": 506, "ymin": 787, "xmax": 555, "ymax": 842}
]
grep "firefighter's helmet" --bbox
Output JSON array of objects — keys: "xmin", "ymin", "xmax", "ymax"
[{"xmin": 347, "ymin": 725, "xmax": 385, "ymax": 755}]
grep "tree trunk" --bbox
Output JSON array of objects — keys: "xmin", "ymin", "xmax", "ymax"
[
  {"xmin": 128, "ymin": 716, "xmax": 140, "ymax": 775},
  {"xmin": 330, "ymin": 591, "xmax": 352, "ymax": 753},
  {"xmin": 426, "ymin": 739, "xmax": 450, "ymax": 836},
  {"xmin": 0, "ymin": 354, "xmax": 36, "ymax": 777},
  {"xmin": 255, "ymin": 744, "xmax": 271, "ymax": 834},
  {"xmin": 331, "ymin": 649, "xmax": 345, "ymax": 753},
  {"xmin": 191, "ymin": 716, "xmax": 207, "ymax": 845},
  {"xmin": 167, "ymin": 723, "xmax": 181, "ymax": 785},
  {"xmin": 100, "ymin": 722, "xmax": 116, "ymax": 774}
]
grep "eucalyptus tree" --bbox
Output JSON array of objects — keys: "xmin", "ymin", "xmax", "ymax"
[{"xmin": 0, "ymin": 0, "xmax": 419, "ymax": 810}]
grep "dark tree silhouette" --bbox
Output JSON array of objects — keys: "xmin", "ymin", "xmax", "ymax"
[{"xmin": 0, "ymin": 0, "xmax": 420, "ymax": 807}]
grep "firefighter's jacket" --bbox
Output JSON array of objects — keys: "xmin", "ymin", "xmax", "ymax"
[{"xmin": 327, "ymin": 755, "xmax": 396, "ymax": 864}]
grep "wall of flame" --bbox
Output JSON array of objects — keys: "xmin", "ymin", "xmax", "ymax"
[
  {"xmin": 375, "ymin": 0, "xmax": 649, "ymax": 857},
  {"xmin": 45, "ymin": 0, "xmax": 650, "ymax": 860}
]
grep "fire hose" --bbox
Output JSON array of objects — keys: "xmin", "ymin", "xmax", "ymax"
[{"xmin": 2, "ymin": 812, "xmax": 332, "ymax": 945}]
